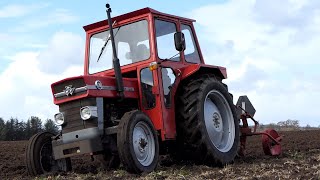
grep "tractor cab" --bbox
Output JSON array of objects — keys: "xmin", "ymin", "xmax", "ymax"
[{"xmin": 83, "ymin": 7, "xmax": 207, "ymax": 77}]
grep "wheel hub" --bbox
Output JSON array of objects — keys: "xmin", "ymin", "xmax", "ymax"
[
  {"xmin": 138, "ymin": 137, "xmax": 148, "ymax": 153},
  {"xmin": 212, "ymin": 112, "xmax": 223, "ymax": 131}
]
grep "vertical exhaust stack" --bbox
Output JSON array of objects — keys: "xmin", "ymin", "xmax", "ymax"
[{"xmin": 106, "ymin": 3, "xmax": 124, "ymax": 99}]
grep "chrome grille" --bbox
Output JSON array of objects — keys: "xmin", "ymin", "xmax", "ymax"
[
  {"xmin": 59, "ymin": 98, "xmax": 97, "ymax": 134},
  {"xmin": 53, "ymin": 78, "xmax": 86, "ymax": 100}
]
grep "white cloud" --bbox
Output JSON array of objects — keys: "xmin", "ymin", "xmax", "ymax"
[
  {"xmin": 37, "ymin": 31, "xmax": 84, "ymax": 74},
  {"xmin": 10, "ymin": 8, "xmax": 78, "ymax": 33},
  {"xmin": 191, "ymin": 0, "xmax": 320, "ymax": 126},
  {"xmin": 0, "ymin": 32, "xmax": 84, "ymax": 121},
  {"xmin": 0, "ymin": 3, "xmax": 48, "ymax": 18}
]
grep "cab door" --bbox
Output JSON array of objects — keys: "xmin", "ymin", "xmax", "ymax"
[
  {"xmin": 137, "ymin": 65, "xmax": 165, "ymax": 139},
  {"xmin": 157, "ymin": 67, "xmax": 178, "ymax": 139},
  {"xmin": 154, "ymin": 18, "xmax": 182, "ymax": 139}
]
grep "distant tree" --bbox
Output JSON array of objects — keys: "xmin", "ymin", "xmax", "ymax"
[
  {"xmin": 5, "ymin": 118, "xmax": 15, "ymax": 141},
  {"xmin": 263, "ymin": 123, "xmax": 279, "ymax": 131},
  {"xmin": 44, "ymin": 119, "xmax": 58, "ymax": 135},
  {"xmin": 0, "ymin": 118, "xmax": 5, "ymax": 140},
  {"xmin": 30, "ymin": 116, "xmax": 43, "ymax": 135},
  {"xmin": 305, "ymin": 124, "xmax": 312, "ymax": 130},
  {"xmin": 258, "ymin": 123, "xmax": 265, "ymax": 130},
  {"xmin": 14, "ymin": 119, "xmax": 26, "ymax": 140},
  {"xmin": 25, "ymin": 120, "xmax": 32, "ymax": 139},
  {"xmin": 277, "ymin": 119, "xmax": 299, "ymax": 130}
]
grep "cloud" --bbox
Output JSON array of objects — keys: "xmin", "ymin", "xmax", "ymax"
[
  {"xmin": 13, "ymin": 9, "xmax": 78, "ymax": 32},
  {"xmin": 253, "ymin": 0, "xmax": 319, "ymax": 29},
  {"xmin": 37, "ymin": 31, "xmax": 84, "ymax": 74},
  {"xmin": 190, "ymin": 0, "xmax": 320, "ymax": 126},
  {"xmin": 0, "ymin": 32, "xmax": 84, "ymax": 121},
  {"xmin": 0, "ymin": 3, "xmax": 48, "ymax": 18}
]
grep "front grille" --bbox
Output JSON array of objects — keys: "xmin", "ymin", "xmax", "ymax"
[
  {"xmin": 60, "ymin": 98, "xmax": 97, "ymax": 134},
  {"xmin": 53, "ymin": 78, "xmax": 86, "ymax": 100}
]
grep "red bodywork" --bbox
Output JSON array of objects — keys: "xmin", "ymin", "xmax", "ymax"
[
  {"xmin": 52, "ymin": 76, "xmax": 139, "ymax": 105},
  {"xmin": 51, "ymin": 7, "xmax": 227, "ymax": 141}
]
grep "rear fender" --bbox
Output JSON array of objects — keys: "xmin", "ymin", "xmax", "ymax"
[{"xmin": 181, "ymin": 64, "xmax": 227, "ymax": 80}]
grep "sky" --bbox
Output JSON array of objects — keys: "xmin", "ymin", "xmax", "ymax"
[{"xmin": 0, "ymin": 0, "xmax": 319, "ymax": 127}]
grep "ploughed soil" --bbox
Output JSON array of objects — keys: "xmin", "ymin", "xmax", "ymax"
[{"xmin": 1, "ymin": 130, "xmax": 320, "ymax": 179}]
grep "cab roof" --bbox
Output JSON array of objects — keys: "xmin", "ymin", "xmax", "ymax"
[{"xmin": 83, "ymin": 7, "xmax": 196, "ymax": 32}]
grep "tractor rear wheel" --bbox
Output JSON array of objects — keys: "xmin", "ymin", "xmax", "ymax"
[
  {"xmin": 176, "ymin": 76, "xmax": 239, "ymax": 165},
  {"xmin": 25, "ymin": 132, "xmax": 72, "ymax": 176},
  {"xmin": 117, "ymin": 110, "xmax": 159, "ymax": 174}
]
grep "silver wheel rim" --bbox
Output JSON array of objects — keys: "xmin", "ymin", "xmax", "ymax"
[
  {"xmin": 204, "ymin": 90, "xmax": 235, "ymax": 152},
  {"xmin": 133, "ymin": 121, "xmax": 155, "ymax": 167}
]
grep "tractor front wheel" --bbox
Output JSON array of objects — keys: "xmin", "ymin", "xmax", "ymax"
[
  {"xmin": 25, "ymin": 132, "xmax": 72, "ymax": 176},
  {"xmin": 117, "ymin": 110, "xmax": 159, "ymax": 174}
]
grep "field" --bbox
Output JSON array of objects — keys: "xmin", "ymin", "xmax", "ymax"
[{"xmin": 1, "ymin": 130, "xmax": 320, "ymax": 180}]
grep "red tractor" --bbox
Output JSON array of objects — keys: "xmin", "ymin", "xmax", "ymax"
[{"xmin": 25, "ymin": 4, "xmax": 281, "ymax": 175}]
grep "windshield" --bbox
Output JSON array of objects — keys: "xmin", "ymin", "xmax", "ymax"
[{"xmin": 89, "ymin": 20, "xmax": 150, "ymax": 74}]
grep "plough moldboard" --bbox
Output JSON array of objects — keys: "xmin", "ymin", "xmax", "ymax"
[{"xmin": 236, "ymin": 95, "xmax": 283, "ymax": 156}]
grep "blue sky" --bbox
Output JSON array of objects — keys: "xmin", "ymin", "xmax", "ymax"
[
  {"xmin": 0, "ymin": 0, "xmax": 320, "ymax": 127},
  {"xmin": 0, "ymin": 0, "xmax": 226, "ymax": 71}
]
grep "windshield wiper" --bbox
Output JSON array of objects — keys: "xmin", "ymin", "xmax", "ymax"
[
  {"xmin": 96, "ymin": 21, "xmax": 120, "ymax": 62},
  {"xmin": 162, "ymin": 52, "xmax": 180, "ymax": 62}
]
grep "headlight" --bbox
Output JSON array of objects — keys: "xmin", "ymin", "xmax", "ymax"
[
  {"xmin": 80, "ymin": 106, "xmax": 97, "ymax": 120},
  {"xmin": 54, "ymin": 112, "xmax": 65, "ymax": 126}
]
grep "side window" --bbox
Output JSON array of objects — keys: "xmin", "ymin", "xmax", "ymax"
[
  {"xmin": 162, "ymin": 68, "xmax": 176, "ymax": 107},
  {"xmin": 155, "ymin": 19, "xmax": 180, "ymax": 61},
  {"xmin": 181, "ymin": 24, "xmax": 201, "ymax": 63},
  {"xmin": 140, "ymin": 68, "xmax": 156, "ymax": 109}
]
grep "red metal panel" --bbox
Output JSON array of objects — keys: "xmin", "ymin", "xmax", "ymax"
[
  {"xmin": 52, "ymin": 76, "xmax": 139, "ymax": 105},
  {"xmin": 83, "ymin": 8, "xmax": 195, "ymax": 32}
]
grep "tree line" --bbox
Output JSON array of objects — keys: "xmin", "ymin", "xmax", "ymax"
[
  {"xmin": 258, "ymin": 119, "xmax": 319, "ymax": 131},
  {"xmin": 0, "ymin": 116, "xmax": 58, "ymax": 141}
]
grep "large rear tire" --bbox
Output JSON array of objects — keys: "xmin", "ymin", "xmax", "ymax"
[
  {"xmin": 176, "ymin": 76, "xmax": 239, "ymax": 165},
  {"xmin": 117, "ymin": 110, "xmax": 159, "ymax": 174},
  {"xmin": 25, "ymin": 132, "xmax": 72, "ymax": 176}
]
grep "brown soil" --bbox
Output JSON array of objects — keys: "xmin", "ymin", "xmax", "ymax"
[{"xmin": 1, "ymin": 130, "xmax": 320, "ymax": 179}]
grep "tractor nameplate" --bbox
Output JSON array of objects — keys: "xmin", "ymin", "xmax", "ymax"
[
  {"xmin": 64, "ymin": 85, "xmax": 76, "ymax": 96},
  {"xmin": 54, "ymin": 86, "xmax": 87, "ymax": 98},
  {"xmin": 54, "ymin": 85, "xmax": 135, "ymax": 98}
]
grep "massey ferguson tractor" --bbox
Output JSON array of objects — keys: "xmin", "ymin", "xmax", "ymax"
[{"xmin": 25, "ymin": 4, "xmax": 282, "ymax": 175}]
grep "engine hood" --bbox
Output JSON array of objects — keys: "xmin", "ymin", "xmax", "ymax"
[{"xmin": 51, "ymin": 75, "xmax": 139, "ymax": 105}]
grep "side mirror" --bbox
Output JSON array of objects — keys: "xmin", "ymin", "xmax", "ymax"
[{"xmin": 174, "ymin": 32, "xmax": 186, "ymax": 52}]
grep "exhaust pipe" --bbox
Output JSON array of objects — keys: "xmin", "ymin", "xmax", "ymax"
[{"xmin": 106, "ymin": 4, "xmax": 124, "ymax": 99}]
